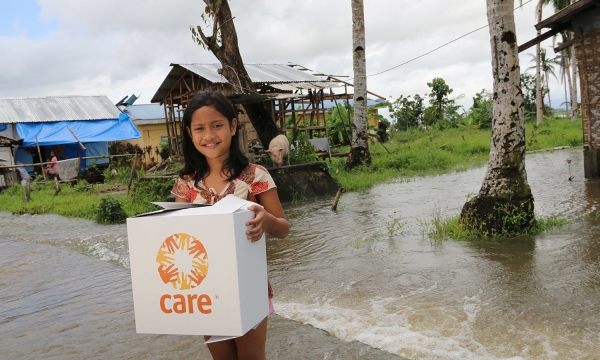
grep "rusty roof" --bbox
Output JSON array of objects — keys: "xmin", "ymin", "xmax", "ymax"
[
  {"xmin": 0, "ymin": 95, "xmax": 121, "ymax": 123},
  {"xmin": 150, "ymin": 63, "xmax": 342, "ymax": 103}
]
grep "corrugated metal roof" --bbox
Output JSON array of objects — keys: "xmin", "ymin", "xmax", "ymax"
[
  {"xmin": 151, "ymin": 63, "xmax": 342, "ymax": 103},
  {"xmin": 177, "ymin": 63, "xmax": 328, "ymax": 84},
  {"xmin": 122, "ymin": 104, "xmax": 165, "ymax": 121},
  {"xmin": 0, "ymin": 96, "xmax": 122, "ymax": 124}
]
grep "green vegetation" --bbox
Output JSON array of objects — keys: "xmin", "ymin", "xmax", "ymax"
[
  {"xmin": 329, "ymin": 116, "xmax": 582, "ymax": 192},
  {"xmin": 0, "ymin": 175, "xmax": 175, "ymax": 222},
  {"xmin": 0, "ymin": 112, "xmax": 582, "ymax": 223},
  {"xmin": 96, "ymin": 196, "xmax": 127, "ymax": 224},
  {"xmin": 417, "ymin": 208, "xmax": 569, "ymax": 242}
]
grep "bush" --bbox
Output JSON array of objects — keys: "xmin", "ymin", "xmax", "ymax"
[
  {"xmin": 159, "ymin": 139, "xmax": 170, "ymax": 161},
  {"xmin": 96, "ymin": 196, "xmax": 127, "ymax": 224}
]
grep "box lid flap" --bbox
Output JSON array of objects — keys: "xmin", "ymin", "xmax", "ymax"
[{"xmin": 164, "ymin": 194, "xmax": 259, "ymax": 217}]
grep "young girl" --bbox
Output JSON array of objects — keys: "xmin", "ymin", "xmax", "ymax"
[{"xmin": 171, "ymin": 91, "xmax": 289, "ymax": 360}]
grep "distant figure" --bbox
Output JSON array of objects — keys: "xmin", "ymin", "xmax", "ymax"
[
  {"xmin": 43, "ymin": 151, "xmax": 59, "ymax": 177},
  {"xmin": 43, "ymin": 150, "xmax": 61, "ymax": 195},
  {"xmin": 16, "ymin": 162, "xmax": 31, "ymax": 202},
  {"xmin": 377, "ymin": 120, "xmax": 388, "ymax": 143}
]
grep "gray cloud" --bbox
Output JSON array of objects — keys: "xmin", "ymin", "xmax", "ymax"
[{"xmin": 1, "ymin": 0, "xmax": 566, "ymax": 111}]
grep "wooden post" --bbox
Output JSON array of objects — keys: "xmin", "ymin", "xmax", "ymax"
[
  {"xmin": 127, "ymin": 155, "xmax": 138, "ymax": 196},
  {"xmin": 36, "ymin": 136, "xmax": 47, "ymax": 180},
  {"xmin": 67, "ymin": 125, "xmax": 87, "ymax": 151},
  {"xmin": 25, "ymin": 179, "xmax": 31, "ymax": 202},
  {"xmin": 331, "ymin": 187, "xmax": 343, "ymax": 211}
]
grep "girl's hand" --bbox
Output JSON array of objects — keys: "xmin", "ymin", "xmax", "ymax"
[{"xmin": 245, "ymin": 205, "xmax": 273, "ymax": 242}]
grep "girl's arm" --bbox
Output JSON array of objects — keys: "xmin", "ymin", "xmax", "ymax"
[{"xmin": 246, "ymin": 188, "xmax": 289, "ymax": 240}]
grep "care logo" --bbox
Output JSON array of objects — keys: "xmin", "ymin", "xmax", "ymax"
[{"xmin": 156, "ymin": 233, "xmax": 209, "ymax": 290}]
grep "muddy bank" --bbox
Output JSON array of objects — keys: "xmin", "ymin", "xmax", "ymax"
[{"xmin": 267, "ymin": 162, "xmax": 339, "ymax": 203}]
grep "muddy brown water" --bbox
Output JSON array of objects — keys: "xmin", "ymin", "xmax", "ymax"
[{"xmin": 1, "ymin": 148, "xmax": 599, "ymax": 360}]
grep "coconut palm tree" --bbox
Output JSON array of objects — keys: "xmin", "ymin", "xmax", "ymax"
[
  {"xmin": 461, "ymin": 0, "xmax": 535, "ymax": 236},
  {"xmin": 545, "ymin": 0, "xmax": 578, "ymax": 121},
  {"xmin": 555, "ymin": 45, "xmax": 572, "ymax": 117},
  {"xmin": 346, "ymin": 0, "xmax": 371, "ymax": 169},
  {"xmin": 528, "ymin": 48, "xmax": 560, "ymax": 110},
  {"xmin": 534, "ymin": 0, "xmax": 545, "ymax": 124}
]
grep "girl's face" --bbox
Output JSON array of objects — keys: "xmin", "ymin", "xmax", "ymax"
[{"xmin": 186, "ymin": 105, "xmax": 237, "ymax": 162}]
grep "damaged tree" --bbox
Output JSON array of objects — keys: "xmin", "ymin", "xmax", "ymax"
[
  {"xmin": 460, "ymin": 0, "xmax": 536, "ymax": 236},
  {"xmin": 191, "ymin": 0, "xmax": 279, "ymax": 148},
  {"xmin": 346, "ymin": 0, "xmax": 371, "ymax": 169}
]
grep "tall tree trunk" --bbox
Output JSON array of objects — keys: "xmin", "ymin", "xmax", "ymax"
[
  {"xmin": 461, "ymin": 0, "xmax": 535, "ymax": 236},
  {"xmin": 562, "ymin": 41, "xmax": 573, "ymax": 118},
  {"xmin": 535, "ymin": 0, "xmax": 544, "ymax": 124},
  {"xmin": 563, "ymin": 57, "xmax": 570, "ymax": 117},
  {"xmin": 197, "ymin": 0, "xmax": 279, "ymax": 148},
  {"xmin": 571, "ymin": 44, "xmax": 579, "ymax": 122},
  {"xmin": 346, "ymin": 0, "xmax": 371, "ymax": 169},
  {"xmin": 546, "ymin": 74, "xmax": 552, "ymax": 110}
]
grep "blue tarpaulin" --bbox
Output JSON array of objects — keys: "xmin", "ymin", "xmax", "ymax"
[{"xmin": 16, "ymin": 113, "xmax": 141, "ymax": 147}]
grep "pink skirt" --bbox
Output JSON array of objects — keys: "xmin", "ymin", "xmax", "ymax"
[{"xmin": 268, "ymin": 299, "xmax": 275, "ymax": 314}]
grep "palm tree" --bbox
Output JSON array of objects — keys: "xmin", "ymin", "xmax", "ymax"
[
  {"xmin": 528, "ymin": 48, "xmax": 560, "ymax": 111},
  {"xmin": 555, "ymin": 44, "xmax": 572, "ymax": 117},
  {"xmin": 461, "ymin": 0, "xmax": 535, "ymax": 236},
  {"xmin": 545, "ymin": 0, "xmax": 578, "ymax": 121},
  {"xmin": 346, "ymin": 0, "xmax": 371, "ymax": 169},
  {"xmin": 534, "ymin": 0, "xmax": 545, "ymax": 124}
]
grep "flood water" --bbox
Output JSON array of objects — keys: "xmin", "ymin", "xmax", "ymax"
[{"xmin": 1, "ymin": 148, "xmax": 599, "ymax": 360}]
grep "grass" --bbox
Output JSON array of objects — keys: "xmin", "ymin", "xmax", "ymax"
[
  {"xmin": 417, "ymin": 211, "xmax": 570, "ymax": 242},
  {"xmin": 330, "ymin": 116, "xmax": 583, "ymax": 191},
  {"xmin": 0, "ymin": 177, "xmax": 171, "ymax": 221},
  {"xmin": 0, "ymin": 181, "xmax": 121, "ymax": 220}
]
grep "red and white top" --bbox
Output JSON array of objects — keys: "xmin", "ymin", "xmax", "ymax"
[
  {"xmin": 171, "ymin": 163, "xmax": 276, "ymax": 205},
  {"xmin": 171, "ymin": 163, "xmax": 277, "ymax": 310}
]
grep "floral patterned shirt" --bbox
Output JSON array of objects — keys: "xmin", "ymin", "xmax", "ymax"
[
  {"xmin": 170, "ymin": 163, "xmax": 277, "ymax": 304},
  {"xmin": 171, "ymin": 163, "xmax": 276, "ymax": 205}
]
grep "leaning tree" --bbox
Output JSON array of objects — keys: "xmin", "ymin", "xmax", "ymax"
[
  {"xmin": 191, "ymin": 0, "xmax": 280, "ymax": 148},
  {"xmin": 460, "ymin": 0, "xmax": 535, "ymax": 236},
  {"xmin": 346, "ymin": 0, "xmax": 371, "ymax": 169}
]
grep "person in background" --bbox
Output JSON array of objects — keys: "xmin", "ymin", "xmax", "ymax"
[
  {"xmin": 16, "ymin": 162, "xmax": 31, "ymax": 202},
  {"xmin": 43, "ymin": 150, "xmax": 61, "ymax": 195}
]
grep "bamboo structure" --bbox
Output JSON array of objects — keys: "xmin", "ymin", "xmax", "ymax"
[{"xmin": 151, "ymin": 64, "xmax": 383, "ymax": 157}]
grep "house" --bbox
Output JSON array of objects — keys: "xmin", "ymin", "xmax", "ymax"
[
  {"xmin": 0, "ymin": 95, "xmax": 141, "ymax": 173},
  {"xmin": 150, "ymin": 63, "xmax": 386, "ymax": 155},
  {"xmin": 117, "ymin": 95, "xmax": 167, "ymax": 150}
]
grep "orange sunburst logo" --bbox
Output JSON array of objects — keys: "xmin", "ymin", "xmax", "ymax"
[{"xmin": 156, "ymin": 233, "xmax": 209, "ymax": 290}]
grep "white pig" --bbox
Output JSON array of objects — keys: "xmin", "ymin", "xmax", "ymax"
[{"xmin": 265, "ymin": 134, "xmax": 290, "ymax": 167}]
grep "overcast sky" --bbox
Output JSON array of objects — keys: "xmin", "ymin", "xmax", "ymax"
[{"xmin": 0, "ymin": 0, "xmax": 568, "ymax": 115}]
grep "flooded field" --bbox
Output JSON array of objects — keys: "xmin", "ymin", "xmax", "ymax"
[{"xmin": 1, "ymin": 148, "xmax": 599, "ymax": 359}]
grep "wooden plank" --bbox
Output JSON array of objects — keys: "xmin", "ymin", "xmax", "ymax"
[
  {"xmin": 67, "ymin": 125, "xmax": 87, "ymax": 151},
  {"xmin": 518, "ymin": 24, "xmax": 568, "ymax": 53},
  {"xmin": 535, "ymin": 0, "xmax": 596, "ymax": 30},
  {"xmin": 327, "ymin": 76, "xmax": 386, "ymax": 100},
  {"xmin": 554, "ymin": 38, "xmax": 576, "ymax": 53}
]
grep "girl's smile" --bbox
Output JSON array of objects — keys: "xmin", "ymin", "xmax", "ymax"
[{"xmin": 186, "ymin": 105, "xmax": 237, "ymax": 162}]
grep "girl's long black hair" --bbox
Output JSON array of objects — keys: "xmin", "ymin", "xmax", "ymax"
[{"xmin": 179, "ymin": 91, "xmax": 249, "ymax": 188}]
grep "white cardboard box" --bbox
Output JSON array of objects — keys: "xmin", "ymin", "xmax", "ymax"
[{"xmin": 126, "ymin": 195, "xmax": 268, "ymax": 337}]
